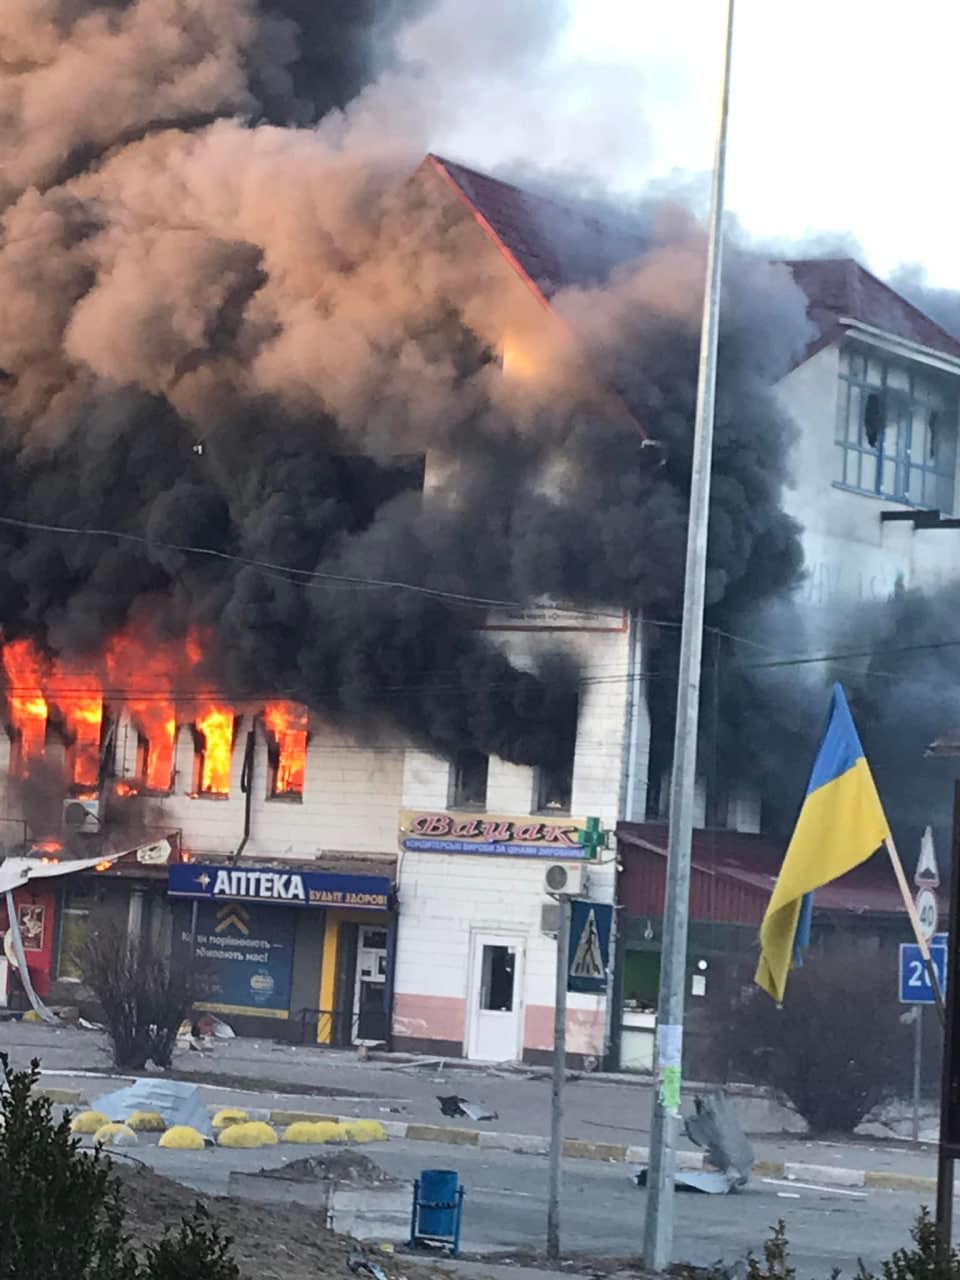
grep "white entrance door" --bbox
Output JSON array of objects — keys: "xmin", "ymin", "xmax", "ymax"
[{"xmin": 466, "ymin": 933, "xmax": 524, "ymax": 1062}]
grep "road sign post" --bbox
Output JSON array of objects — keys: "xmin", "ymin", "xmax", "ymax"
[
  {"xmin": 547, "ymin": 896, "xmax": 613, "ymax": 1259},
  {"xmin": 547, "ymin": 895, "xmax": 570, "ymax": 1260},
  {"xmin": 899, "ymin": 941, "xmax": 947, "ymax": 1005}
]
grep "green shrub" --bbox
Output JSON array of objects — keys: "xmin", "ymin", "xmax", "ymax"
[
  {"xmin": 861, "ymin": 1208, "xmax": 960, "ymax": 1280},
  {"xmin": 143, "ymin": 1206, "xmax": 239, "ymax": 1280},
  {"xmin": 0, "ymin": 1054, "xmax": 239, "ymax": 1280},
  {"xmin": 707, "ymin": 947, "xmax": 910, "ymax": 1133},
  {"xmin": 0, "ymin": 1053, "xmax": 138, "ymax": 1280}
]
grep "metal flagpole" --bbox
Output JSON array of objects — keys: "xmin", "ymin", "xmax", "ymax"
[{"xmin": 643, "ymin": 0, "xmax": 736, "ymax": 1270}]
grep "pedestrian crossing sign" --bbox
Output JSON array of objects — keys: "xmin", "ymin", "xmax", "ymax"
[{"xmin": 567, "ymin": 899, "xmax": 613, "ymax": 993}]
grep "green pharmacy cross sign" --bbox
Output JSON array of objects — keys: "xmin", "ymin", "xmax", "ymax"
[{"xmin": 580, "ymin": 816, "xmax": 610, "ymax": 860}]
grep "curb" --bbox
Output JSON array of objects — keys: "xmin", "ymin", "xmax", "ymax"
[{"xmin": 55, "ymin": 1090, "xmax": 937, "ymax": 1190}]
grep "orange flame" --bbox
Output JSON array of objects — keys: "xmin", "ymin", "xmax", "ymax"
[
  {"xmin": 105, "ymin": 630, "xmax": 176, "ymax": 791},
  {"xmin": 264, "ymin": 702, "xmax": 308, "ymax": 795},
  {"xmin": 196, "ymin": 705, "xmax": 234, "ymax": 793},
  {"xmin": 2, "ymin": 639, "xmax": 49, "ymax": 769},
  {"xmin": 49, "ymin": 660, "xmax": 103, "ymax": 789}
]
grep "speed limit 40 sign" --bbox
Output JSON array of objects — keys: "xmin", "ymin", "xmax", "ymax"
[{"xmin": 915, "ymin": 886, "xmax": 939, "ymax": 942}]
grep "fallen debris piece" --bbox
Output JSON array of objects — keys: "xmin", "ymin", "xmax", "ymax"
[
  {"xmin": 96, "ymin": 1078, "xmax": 213, "ymax": 1138},
  {"xmin": 684, "ymin": 1092, "xmax": 754, "ymax": 1190},
  {"xmin": 436, "ymin": 1095, "xmax": 497, "ymax": 1121},
  {"xmin": 634, "ymin": 1168, "xmax": 731, "ymax": 1195},
  {"xmin": 349, "ymin": 1250, "xmax": 390, "ymax": 1280}
]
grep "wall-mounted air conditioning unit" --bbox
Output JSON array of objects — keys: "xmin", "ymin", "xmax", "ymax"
[
  {"xmin": 62, "ymin": 798, "xmax": 100, "ymax": 834},
  {"xmin": 544, "ymin": 863, "xmax": 587, "ymax": 897}
]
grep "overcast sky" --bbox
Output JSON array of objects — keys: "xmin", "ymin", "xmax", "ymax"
[{"xmin": 557, "ymin": 1, "xmax": 960, "ymax": 288}]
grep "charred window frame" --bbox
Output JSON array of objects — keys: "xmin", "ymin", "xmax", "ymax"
[
  {"xmin": 532, "ymin": 695, "xmax": 578, "ymax": 815},
  {"xmin": 449, "ymin": 749, "xmax": 489, "ymax": 809},
  {"xmin": 836, "ymin": 347, "xmax": 958, "ymax": 512}
]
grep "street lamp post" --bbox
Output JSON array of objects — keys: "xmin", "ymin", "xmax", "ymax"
[{"xmin": 642, "ymin": 0, "xmax": 737, "ymax": 1269}]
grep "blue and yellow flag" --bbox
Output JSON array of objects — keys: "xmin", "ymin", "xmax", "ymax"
[{"xmin": 755, "ymin": 683, "xmax": 889, "ymax": 1002}]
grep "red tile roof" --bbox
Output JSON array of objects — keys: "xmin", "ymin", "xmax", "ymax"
[
  {"xmin": 425, "ymin": 153, "xmax": 646, "ymax": 302},
  {"xmin": 785, "ymin": 258, "xmax": 960, "ymax": 360},
  {"xmin": 425, "ymin": 155, "xmax": 960, "ymax": 362},
  {"xmin": 618, "ymin": 821, "xmax": 906, "ymax": 924}
]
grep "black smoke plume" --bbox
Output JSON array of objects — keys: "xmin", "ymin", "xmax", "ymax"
[{"xmin": 0, "ymin": 0, "xmax": 809, "ymax": 775}]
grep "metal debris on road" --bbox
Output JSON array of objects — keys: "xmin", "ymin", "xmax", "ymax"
[{"xmin": 436, "ymin": 1095, "xmax": 498, "ymax": 1121}]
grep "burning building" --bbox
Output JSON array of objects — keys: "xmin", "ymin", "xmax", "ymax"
[{"xmin": 3, "ymin": 0, "xmax": 960, "ymax": 1061}]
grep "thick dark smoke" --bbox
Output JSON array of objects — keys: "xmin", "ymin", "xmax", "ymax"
[{"xmin": 0, "ymin": 0, "xmax": 809, "ymax": 775}]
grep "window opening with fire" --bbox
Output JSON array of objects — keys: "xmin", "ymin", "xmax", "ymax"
[
  {"xmin": 265, "ymin": 702, "xmax": 308, "ymax": 800},
  {"xmin": 1, "ymin": 639, "xmax": 105, "ymax": 792},
  {"xmin": 193, "ymin": 708, "xmax": 235, "ymax": 796},
  {"xmin": 836, "ymin": 346, "xmax": 958, "ymax": 511}
]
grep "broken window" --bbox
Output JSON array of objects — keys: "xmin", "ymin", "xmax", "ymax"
[
  {"xmin": 836, "ymin": 346, "xmax": 958, "ymax": 512},
  {"xmin": 863, "ymin": 392, "xmax": 883, "ymax": 448},
  {"xmin": 449, "ymin": 749, "xmax": 488, "ymax": 809}
]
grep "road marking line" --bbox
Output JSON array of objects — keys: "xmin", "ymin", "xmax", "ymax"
[
  {"xmin": 475, "ymin": 1187, "xmax": 538, "ymax": 1198},
  {"xmin": 763, "ymin": 1178, "xmax": 867, "ymax": 1199}
]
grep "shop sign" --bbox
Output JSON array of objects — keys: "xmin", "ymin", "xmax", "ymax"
[
  {"xmin": 167, "ymin": 864, "xmax": 391, "ymax": 910},
  {"xmin": 480, "ymin": 604, "xmax": 628, "ymax": 633},
  {"xmin": 177, "ymin": 900, "xmax": 294, "ymax": 1019},
  {"xmin": 399, "ymin": 810, "xmax": 601, "ymax": 859}
]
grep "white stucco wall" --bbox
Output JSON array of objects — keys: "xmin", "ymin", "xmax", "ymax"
[
  {"xmin": 778, "ymin": 342, "xmax": 960, "ymax": 653},
  {"xmin": 115, "ymin": 710, "xmax": 404, "ymax": 861},
  {"xmin": 392, "ymin": 620, "xmax": 632, "ymax": 1059}
]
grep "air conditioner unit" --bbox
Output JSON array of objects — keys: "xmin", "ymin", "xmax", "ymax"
[
  {"xmin": 544, "ymin": 863, "xmax": 587, "ymax": 897},
  {"xmin": 62, "ymin": 798, "xmax": 100, "ymax": 834}
]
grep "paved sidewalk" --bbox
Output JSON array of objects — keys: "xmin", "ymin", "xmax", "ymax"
[{"xmin": 1, "ymin": 1019, "xmax": 943, "ymax": 1193}]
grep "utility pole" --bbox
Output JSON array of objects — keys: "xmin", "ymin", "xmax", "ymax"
[
  {"xmin": 643, "ymin": 1, "xmax": 736, "ymax": 1270},
  {"xmin": 547, "ymin": 895, "xmax": 571, "ymax": 1260}
]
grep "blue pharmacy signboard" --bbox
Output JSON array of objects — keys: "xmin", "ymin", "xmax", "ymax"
[
  {"xmin": 168, "ymin": 863, "xmax": 391, "ymax": 911},
  {"xmin": 179, "ymin": 900, "xmax": 294, "ymax": 1019},
  {"xmin": 567, "ymin": 899, "xmax": 613, "ymax": 994},
  {"xmin": 898, "ymin": 939, "xmax": 948, "ymax": 1005}
]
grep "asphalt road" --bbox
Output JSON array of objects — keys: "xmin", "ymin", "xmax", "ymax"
[{"xmin": 120, "ymin": 1136, "xmax": 933, "ymax": 1275}]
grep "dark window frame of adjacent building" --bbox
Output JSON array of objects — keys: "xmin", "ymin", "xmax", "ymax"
[
  {"xmin": 835, "ymin": 345, "xmax": 958, "ymax": 512},
  {"xmin": 449, "ymin": 749, "xmax": 489, "ymax": 810}
]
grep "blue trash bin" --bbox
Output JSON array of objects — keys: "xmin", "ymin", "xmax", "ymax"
[{"xmin": 411, "ymin": 1169, "xmax": 464, "ymax": 1254}]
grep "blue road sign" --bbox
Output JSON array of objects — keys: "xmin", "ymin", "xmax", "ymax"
[{"xmin": 899, "ymin": 942, "xmax": 948, "ymax": 1004}]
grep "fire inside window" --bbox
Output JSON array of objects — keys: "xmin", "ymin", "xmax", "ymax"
[
  {"xmin": 194, "ymin": 706, "xmax": 234, "ymax": 795},
  {"xmin": 265, "ymin": 702, "xmax": 308, "ymax": 799},
  {"xmin": 133, "ymin": 721, "xmax": 176, "ymax": 793}
]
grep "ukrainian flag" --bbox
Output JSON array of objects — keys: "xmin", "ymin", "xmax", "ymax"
[{"xmin": 755, "ymin": 683, "xmax": 889, "ymax": 1002}]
